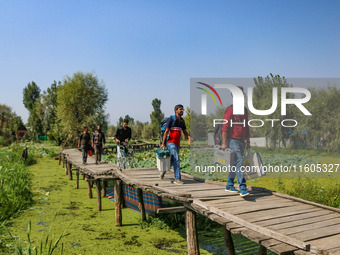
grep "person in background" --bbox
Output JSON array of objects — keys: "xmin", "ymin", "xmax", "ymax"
[
  {"xmin": 92, "ymin": 125, "xmax": 106, "ymax": 164},
  {"xmin": 115, "ymin": 118, "xmax": 132, "ymax": 144},
  {"xmin": 78, "ymin": 126, "xmax": 91, "ymax": 165}
]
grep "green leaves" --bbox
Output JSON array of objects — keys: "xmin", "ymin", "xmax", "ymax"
[{"xmin": 55, "ymin": 72, "xmax": 109, "ymax": 146}]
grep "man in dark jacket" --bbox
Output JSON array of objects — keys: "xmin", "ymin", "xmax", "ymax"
[
  {"xmin": 92, "ymin": 125, "xmax": 106, "ymax": 164},
  {"xmin": 115, "ymin": 119, "xmax": 132, "ymax": 144},
  {"xmin": 78, "ymin": 127, "xmax": 91, "ymax": 165}
]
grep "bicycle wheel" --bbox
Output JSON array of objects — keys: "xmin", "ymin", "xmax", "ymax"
[
  {"xmin": 117, "ymin": 158, "xmax": 122, "ymax": 168},
  {"xmin": 131, "ymin": 156, "xmax": 137, "ymax": 168},
  {"xmin": 122, "ymin": 157, "xmax": 127, "ymax": 169}
]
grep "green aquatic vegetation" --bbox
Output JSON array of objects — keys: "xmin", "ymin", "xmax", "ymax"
[
  {"xmin": 3, "ymin": 218, "xmax": 70, "ymax": 255},
  {"xmin": 0, "ymin": 157, "xmax": 192, "ymax": 254},
  {"xmin": 0, "ymin": 148, "xmax": 33, "ymax": 222}
]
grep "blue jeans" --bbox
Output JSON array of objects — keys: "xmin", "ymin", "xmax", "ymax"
[
  {"xmin": 226, "ymin": 138, "xmax": 247, "ymax": 191},
  {"xmin": 167, "ymin": 142, "xmax": 181, "ymax": 180},
  {"xmin": 81, "ymin": 145, "xmax": 88, "ymax": 163}
]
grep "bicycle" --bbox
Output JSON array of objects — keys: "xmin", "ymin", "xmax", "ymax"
[{"xmin": 116, "ymin": 142, "xmax": 137, "ymax": 169}]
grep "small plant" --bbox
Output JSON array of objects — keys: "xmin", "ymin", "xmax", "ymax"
[{"xmin": 3, "ymin": 216, "xmax": 70, "ymax": 255}]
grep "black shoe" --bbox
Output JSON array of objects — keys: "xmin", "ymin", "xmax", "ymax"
[{"xmin": 159, "ymin": 171, "xmax": 166, "ymax": 179}]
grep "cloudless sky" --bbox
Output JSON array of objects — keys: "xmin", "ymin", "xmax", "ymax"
[{"xmin": 0, "ymin": 0, "xmax": 339, "ymax": 124}]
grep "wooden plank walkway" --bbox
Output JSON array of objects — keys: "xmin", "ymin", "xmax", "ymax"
[{"xmin": 60, "ymin": 148, "xmax": 340, "ymax": 255}]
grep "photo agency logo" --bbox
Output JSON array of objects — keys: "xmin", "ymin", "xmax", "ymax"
[
  {"xmin": 192, "ymin": 78, "xmax": 340, "ymax": 179},
  {"xmin": 196, "ymin": 82, "xmax": 312, "ymax": 128}
]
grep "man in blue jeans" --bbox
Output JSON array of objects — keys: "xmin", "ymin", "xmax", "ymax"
[
  {"xmin": 220, "ymin": 87, "xmax": 250, "ymax": 197},
  {"xmin": 161, "ymin": 104, "xmax": 191, "ymax": 185}
]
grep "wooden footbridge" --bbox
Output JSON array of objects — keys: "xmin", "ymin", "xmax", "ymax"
[{"xmin": 60, "ymin": 148, "xmax": 340, "ymax": 255}]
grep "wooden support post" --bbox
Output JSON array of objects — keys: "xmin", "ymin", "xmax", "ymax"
[
  {"xmin": 114, "ymin": 179, "xmax": 123, "ymax": 226},
  {"xmin": 102, "ymin": 180, "xmax": 107, "ymax": 197},
  {"xmin": 137, "ymin": 188, "xmax": 146, "ymax": 221},
  {"xmin": 82, "ymin": 174, "xmax": 85, "ymax": 180},
  {"xmin": 87, "ymin": 175, "xmax": 93, "ymax": 198},
  {"xmin": 186, "ymin": 210, "xmax": 200, "ymax": 255},
  {"xmin": 62, "ymin": 156, "xmax": 65, "ymax": 168},
  {"xmin": 58, "ymin": 152, "xmax": 61, "ymax": 165},
  {"xmin": 223, "ymin": 226, "xmax": 235, "ymax": 255},
  {"xmin": 65, "ymin": 160, "xmax": 68, "ymax": 175},
  {"xmin": 67, "ymin": 163, "xmax": 73, "ymax": 180},
  {"xmin": 258, "ymin": 244, "xmax": 267, "ymax": 255},
  {"xmin": 76, "ymin": 169, "xmax": 79, "ymax": 189},
  {"xmin": 95, "ymin": 180, "xmax": 102, "ymax": 211}
]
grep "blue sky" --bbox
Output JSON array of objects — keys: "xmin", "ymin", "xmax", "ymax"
[{"xmin": 0, "ymin": 0, "xmax": 339, "ymax": 124}]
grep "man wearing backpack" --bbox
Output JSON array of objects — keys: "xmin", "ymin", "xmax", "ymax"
[
  {"xmin": 92, "ymin": 125, "xmax": 106, "ymax": 165},
  {"xmin": 160, "ymin": 104, "xmax": 191, "ymax": 184},
  {"xmin": 220, "ymin": 87, "xmax": 251, "ymax": 197}
]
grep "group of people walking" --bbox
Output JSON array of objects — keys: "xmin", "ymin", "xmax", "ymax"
[
  {"xmin": 78, "ymin": 119, "xmax": 132, "ymax": 165},
  {"xmin": 78, "ymin": 125, "xmax": 106, "ymax": 165},
  {"xmin": 78, "ymin": 100, "xmax": 250, "ymax": 196}
]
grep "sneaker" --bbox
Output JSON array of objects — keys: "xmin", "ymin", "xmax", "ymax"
[
  {"xmin": 174, "ymin": 180, "xmax": 184, "ymax": 185},
  {"xmin": 225, "ymin": 187, "xmax": 239, "ymax": 193},
  {"xmin": 240, "ymin": 190, "xmax": 250, "ymax": 197},
  {"xmin": 159, "ymin": 171, "xmax": 166, "ymax": 179}
]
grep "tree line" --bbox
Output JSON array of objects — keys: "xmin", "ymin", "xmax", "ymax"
[
  {"xmin": 5, "ymin": 72, "xmax": 337, "ymax": 151},
  {"xmin": 190, "ymin": 74, "xmax": 340, "ymax": 152},
  {"xmin": 20, "ymin": 71, "xmax": 182, "ymax": 146},
  {"xmin": 0, "ymin": 104, "xmax": 24, "ymax": 145}
]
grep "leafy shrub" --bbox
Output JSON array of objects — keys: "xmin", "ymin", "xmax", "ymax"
[
  {"xmin": 0, "ymin": 136, "xmax": 8, "ymax": 146},
  {"xmin": 0, "ymin": 149, "xmax": 32, "ymax": 222},
  {"xmin": 281, "ymin": 178, "xmax": 340, "ymax": 208}
]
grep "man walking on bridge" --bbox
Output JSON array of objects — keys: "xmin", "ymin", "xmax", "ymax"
[
  {"xmin": 115, "ymin": 118, "xmax": 132, "ymax": 144},
  {"xmin": 161, "ymin": 104, "xmax": 191, "ymax": 185},
  {"xmin": 220, "ymin": 86, "xmax": 250, "ymax": 197},
  {"xmin": 92, "ymin": 125, "xmax": 106, "ymax": 164},
  {"xmin": 115, "ymin": 118, "xmax": 132, "ymax": 155},
  {"xmin": 78, "ymin": 126, "xmax": 91, "ymax": 165}
]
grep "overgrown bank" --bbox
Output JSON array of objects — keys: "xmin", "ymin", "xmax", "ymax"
[
  {"xmin": 0, "ymin": 152, "xmax": 192, "ymax": 254},
  {"xmin": 0, "ymin": 142, "xmax": 58, "ymax": 222},
  {"xmin": 1, "ymin": 145, "xmax": 270, "ymax": 255}
]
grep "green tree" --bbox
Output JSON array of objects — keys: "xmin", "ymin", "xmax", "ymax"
[
  {"xmin": 190, "ymin": 111, "xmax": 209, "ymax": 139},
  {"xmin": 117, "ymin": 115, "xmax": 135, "ymax": 127},
  {"xmin": 142, "ymin": 123, "xmax": 153, "ymax": 139},
  {"xmin": 150, "ymin": 98, "xmax": 164, "ymax": 138},
  {"xmin": 0, "ymin": 104, "xmax": 23, "ymax": 144},
  {"xmin": 55, "ymin": 72, "xmax": 108, "ymax": 146},
  {"xmin": 106, "ymin": 125, "xmax": 116, "ymax": 137},
  {"xmin": 133, "ymin": 121, "xmax": 144, "ymax": 140},
  {"xmin": 183, "ymin": 107, "xmax": 191, "ymax": 137},
  {"xmin": 42, "ymin": 81, "xmax": 60, "ymax": 135},
  {"xmin": 23, "ymin": 81, "xmax": 40, "ymax": 111},
  {"xmin": 23, "ymin": 81, "xmax": 42, "ymax": 135},
  {"xmin": 252, "ymin": 74, "xmax": 295, "ymax": 147},
  {"xmin": 0, "ymin": 104, "xmax": 12, "ymax": 136},
  {"xmin": 298, "ymin": 86, "xmax": 340, "ymax": 152}
]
